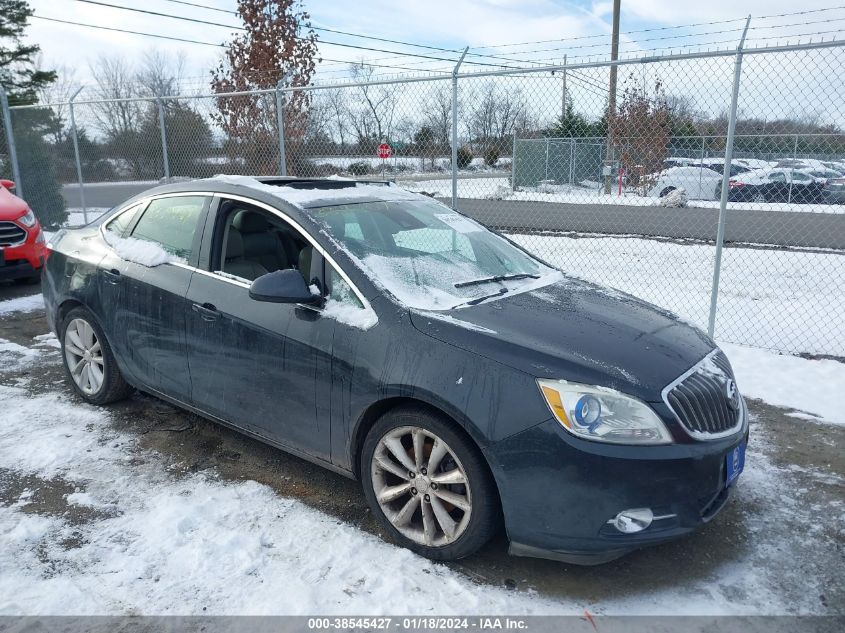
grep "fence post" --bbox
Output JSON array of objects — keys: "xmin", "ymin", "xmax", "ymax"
[
  {"xmin": 0, "ymin": 86, "xmax": 23, "ymax": 200},
  {"xmin": 451, "ymin": 47, "xmax": 469, "ymax": 210},
  {"xmin": 708, "ymin": 16, "xmax": 751, "ymax": 338},
  {"xmin": 68, "ymin": 87, "xmax": 87, "ymax": 224},
  {"xmin": 276, "ymin": 79, "xmax": 287, "ymax": 177},
  {"xmin": 156, "ymin": 97, "xmax": 170, "ymax": 181}
]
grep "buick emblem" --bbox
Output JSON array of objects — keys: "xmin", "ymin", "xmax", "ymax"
[{"xmin": 724, "ymin": 379, "xmax": 740, "ymax": 411}]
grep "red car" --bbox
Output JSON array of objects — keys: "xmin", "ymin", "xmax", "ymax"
[{"xmin": 0, "ymin": 179, "xmax": 48, "ymax": 284}]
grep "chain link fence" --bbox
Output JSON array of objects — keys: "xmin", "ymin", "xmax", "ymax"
[{"xmin": 2, "ymin": 41, "xmax": 843, "ymax": 357}]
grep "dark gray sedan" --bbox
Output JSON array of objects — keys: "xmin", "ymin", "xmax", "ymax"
[{"xmin": 42, "ymin": 177, "xmax": 748, "ymax": 564}]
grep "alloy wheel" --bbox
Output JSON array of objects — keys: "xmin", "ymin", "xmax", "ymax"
[
  {"xmin": 371, "ymin": 425, "xmax": 472, "ymax": 547},
  {"xmin": 64, "ymin": 318, "xmax": 105, "ymax": 395}
]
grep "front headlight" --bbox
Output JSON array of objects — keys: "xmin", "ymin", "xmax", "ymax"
[
  {"xmin": 18, "ymin": 209, "xmax": 37, "ymax": 228},
  {"xmin": 537, "ymin": 379, "xmax": 673, "ymax": 445}
]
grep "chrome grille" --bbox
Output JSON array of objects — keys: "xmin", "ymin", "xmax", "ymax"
[
  {"xmin": 663, "ymin": 350, "xmax": 744, "ymax": 440},
  {"xmin": 0, "ymin": 221, "xmax": 26, "ymax": 246}
]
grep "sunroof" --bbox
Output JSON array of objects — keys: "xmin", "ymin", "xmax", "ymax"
[{"xmin": 254, "ymin": 177, "xmax": 390, "ymax": 190}]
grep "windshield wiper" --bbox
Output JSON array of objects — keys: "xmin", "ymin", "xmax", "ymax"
[
  {"xmin": 454, "ymin": 273, "xmax": 540, "ymax": 289},
  {"xmin": 451, "ymin": 287, "xmax": 509, "ymax": 308}
]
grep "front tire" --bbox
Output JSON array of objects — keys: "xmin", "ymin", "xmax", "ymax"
[
  {"xmin": 60, "ymin": 307, "xmax": 133, "ymax": 405},
  {"xmin": 361, "ymin": 406, "xmax": 498, "ymax": 561}
]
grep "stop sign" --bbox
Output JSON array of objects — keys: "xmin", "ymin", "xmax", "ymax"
[{"xmin": 377, "ymin": 143, "xmax": 392, "ymax": 159}]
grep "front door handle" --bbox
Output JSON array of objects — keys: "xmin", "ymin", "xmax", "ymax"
[
  {"xmin": 192, "ymin": 302, "xmax": 220, "ymax": 322},
  {"xmin": 102, "ymin": 268, "xmax": 121, "ymax": 284}
]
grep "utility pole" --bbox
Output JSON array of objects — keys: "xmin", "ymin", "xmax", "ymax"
[
  {"xmin": 561, "ymin": 54, "xmax": 567, "ymax": 121},
  {"xmin": 604, "ymin": 0, "xmax": 621, "ymax": 194}
]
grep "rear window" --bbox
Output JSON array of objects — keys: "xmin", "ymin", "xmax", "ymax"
[
  {"xmin": 105, "ymin": 203, "xmax": 144, "ymax": 237},
  {"xmin": 130, "ymin": 196, "xmax": 206, "ymax": 259}
]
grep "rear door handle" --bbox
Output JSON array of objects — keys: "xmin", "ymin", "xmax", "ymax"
[
  {"xmin": 102, "ymin": 268, "xmax": 121, "ymax": 284},
  {"xmin": 192, "ymin": 302, "xmax": 220, "ymax": 322}
]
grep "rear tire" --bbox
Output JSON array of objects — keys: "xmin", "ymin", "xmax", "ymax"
[
  {"xmin": 361, "ymin": 406, "xmax": 499, "ymax": 561},
  {"xmin": 60, "ymin": 307, "xmax": 133, "ymax": 405}
]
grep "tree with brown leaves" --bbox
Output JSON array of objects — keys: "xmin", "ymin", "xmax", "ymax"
[
  {"xmin": 609, "ymin": 76, "xmax": 671, "ymax": 195},
  {"xmin": 211, "ymin": 0, "xmax": 318, "ymax": 175}
]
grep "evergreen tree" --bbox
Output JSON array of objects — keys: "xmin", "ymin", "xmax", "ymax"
[{"xmin": 0, "ymin": 0, "xmax": 65, "ymax": 226}]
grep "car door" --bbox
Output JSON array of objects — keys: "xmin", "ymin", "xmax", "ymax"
[
  {"xmin": 98, "ymin": 194, "xmax": 210, "ymax": 400},
  {"xmin": 184, "ymin": 197, "xmax": 338, "ymax": 461}
]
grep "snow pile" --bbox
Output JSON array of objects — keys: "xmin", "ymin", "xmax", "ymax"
[
  {"xmin": 0, "ymin": 338, "xmax": 44, "ymax": 369},
  {"xmin": 657, "ymin": 187, "xmax": 688, "ymax": 207},
  {"xmin": 321, "ymin": 298, "xmax": 378, "ymax": 330},
  {"xmin": 720, "ymin": 342, "xmax": 845, "ymax": 425},
  {"xmin": 103, "ymin": 232, "xmax": 184, "ymax": 267},
  {"xmin": 0, "ymin": 293, "xmax": 44, "ymax": 315}
]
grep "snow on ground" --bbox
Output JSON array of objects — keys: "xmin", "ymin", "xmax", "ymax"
[
  {"xmin": 397, "ymin": 177, "xmax": 845, "ymax": 213},
  {"xmin": 0, "ymin": 293, "xmax": 44, "ymax": 315},
  {"xmin": 507, "ymin": 233, "xmax": 845, "ymax": 357},
  {"xmin": 65, "ymin": 208, "xmax": 109, "ymax": 227},
  {"xmin": 720, "ymin": 342, "xmax": 845, "ymax": 425}
]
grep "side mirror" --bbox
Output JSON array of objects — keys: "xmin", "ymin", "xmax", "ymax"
[
  {"xmin": 249, "ymin": 269, "xmax": 321, "ymax": 304},
  {"xmin": 0, "ymin": 179, "xmax": 15, "ymax": 192}
]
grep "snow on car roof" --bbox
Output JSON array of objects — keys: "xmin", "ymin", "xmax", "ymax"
[{"xmin": 205, "ymin": 174, "xmax": 421, "ymax": 209}]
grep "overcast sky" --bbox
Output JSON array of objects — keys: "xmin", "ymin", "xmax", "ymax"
[{"xmin": 26, "ymin": 0, "xmax": 842, "ymax": 92}]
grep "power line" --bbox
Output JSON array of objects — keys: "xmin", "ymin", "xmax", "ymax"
[
  {"xmin": 33, "ymin": 15, "xmax": 227, "ymax": 47},
  {"xmin": 68, "ymin": 0, "xmax": 516, "ymax": 69},
  {"xmin": 32, "ymin": 15, "xmax": 449, "ymax": 78},
  {"xmin": 468, "ymin": 5, "xmax": 845, "ymax": 52},
  {"xmin": 160, "ymin": 0, "xmax": 235, "ymax": 15}
]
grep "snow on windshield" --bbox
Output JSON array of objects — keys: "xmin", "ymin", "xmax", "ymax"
[{"xmin": 314, "ymin": 200, "xmax": 563, "ymax": 311}]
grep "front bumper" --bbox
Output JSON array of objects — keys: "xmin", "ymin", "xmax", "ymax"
[
  {"xmin": 488, "ymin": 416, "xmax": 748, "ymax": 565},
  {"xmin": 0, "ymin": 252, "xmax": 44, "ymax": 281}
]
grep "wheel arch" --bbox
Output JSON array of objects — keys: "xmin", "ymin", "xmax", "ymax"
[
  {"xmin": 56, "ymin": 298, "xmax": 87, "ymax": 332},
  {"xmin": 349, "ymin": 395, "xmax": 506, "ymax": 532},
  {"xmin": 350, "ymin": 395, "xmax": 491, "ymax": 481}
]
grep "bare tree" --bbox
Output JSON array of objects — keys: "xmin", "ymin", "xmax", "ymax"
[
  {"xmin": 87, "ymin": 55, "xmax": 142, "ymax": 140},
  {"xmin": 136, "ymin": 49, "xmax": 186, "ymax": 98},
  {"xmin": 421, "ymin": 84, "xmax": 451, "ymax": 149},
  {"xmin": 323, "ymin": 88, "xmax": 351, "ymax": 153},
  {"xmin": 465, "ymin": 80, "xmax": 527, "ymax": 153},
  {"xmin": 347, "ymin": 62, "xmax": 398, "ymax": 150},
  {"xmin": 36, "ymin": 59, "xmax": 80, "ymax": 144}
]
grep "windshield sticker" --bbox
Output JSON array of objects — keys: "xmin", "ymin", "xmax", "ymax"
[{"xmin": 434, "ymin": 213, "xmax": 483, "ymax": 234}]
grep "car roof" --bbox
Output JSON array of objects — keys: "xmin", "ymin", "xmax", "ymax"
[{"xmin": 124, "ymin": 175, "xmax": 424, "ymax": 212}]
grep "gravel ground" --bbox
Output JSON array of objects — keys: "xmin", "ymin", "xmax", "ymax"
[{"xmin": 1, "ymin": 282, "xmax": 843, "ymax": 615}]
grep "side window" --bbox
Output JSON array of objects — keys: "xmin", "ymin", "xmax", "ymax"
[
  {"xmin": 214, "ymin": 203, "xmax": 308, "ymax": 283},
  {"xmin": 769, "ymin": 172, "xmax": 786, "ymax": 183},
  {"xmin": 792, "ymin": 172, "xmax": 811, "ymax": 182},
  {"xmin": 328, "ymin": 267, "xmax": 364, "ymax": 309},
  {"xmin": 130, "ymin": 196, "xmax": 206, "ymax": 259},
  {"xmin": 105, "ymin": 203, "xmax": 144, "ymax": 237}
]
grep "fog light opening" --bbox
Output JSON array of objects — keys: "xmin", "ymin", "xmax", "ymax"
[{"xmin": 611, "ymin": 508, "xmax": 654, "ymax": 534}]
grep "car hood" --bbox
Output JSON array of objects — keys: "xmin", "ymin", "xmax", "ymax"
[{"xmin": 409, "ymin": 278, "xmax": 715, "ymax": 402}]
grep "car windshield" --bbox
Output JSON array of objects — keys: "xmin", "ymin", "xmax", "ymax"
[{"xmin": 312, "ymin": 198, "xmax": 558, "ymax": 310}]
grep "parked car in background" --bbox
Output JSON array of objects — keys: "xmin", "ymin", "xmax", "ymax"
[
  {"xmin": 696, "ymin": 158, "xmax": 751, "ymax": 178},
  {"xmin": 0, "ymin": 179, "xmax": 48, "ymax": 284},
  {"xmin": 728, "ymin": 168, "xmax": 825, "ymax": 204},
  {"xmin": 804, "ymin": 168, "xmax": 843, "ymax": 183},
  {"xmin": 648, "ymin": 166, "xmax": 723, "ymax": 200},
  {"xmin": 42, "ymin": 176, "xmax": 748, "ymax": 565},
  {"xmin": 822, "ymin": 176, "xmax": 845, "ymax": 203}
]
